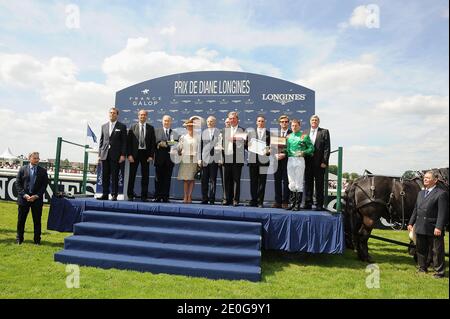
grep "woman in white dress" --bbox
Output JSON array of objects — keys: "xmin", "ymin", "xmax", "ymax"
[{"xmin": 177, "ymin": 119, "xmax": 200, "ymax": 203}]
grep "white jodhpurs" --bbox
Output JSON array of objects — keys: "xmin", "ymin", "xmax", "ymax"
[{"xmin": 287, "ymin": 156, "xmax": 305, "ymax": 192}]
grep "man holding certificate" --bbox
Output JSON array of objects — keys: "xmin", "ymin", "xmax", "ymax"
[
  {"xmin": 247, "ymin": 115, "xmax": 271, "ymax": 207},
  {"xmin": 284, "ymin": 119, "xmax": 314, "ymax": 211},
  {"xmin": 222, "ymin": 111, "xmax": 247, "ymax": 206}
]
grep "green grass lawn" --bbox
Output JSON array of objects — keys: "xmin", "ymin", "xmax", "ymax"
[{"xmin": 0, "ymin": 200, "xmax": 448, "ymax": 299}]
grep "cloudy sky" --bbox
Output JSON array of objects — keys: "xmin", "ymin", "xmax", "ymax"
[{"xmin": 0, "ymin": 0, "xmax": 448, "ymax": 175}]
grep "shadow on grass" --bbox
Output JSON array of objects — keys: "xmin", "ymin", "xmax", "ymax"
[{"xmin": 0, "ymin": 238, "xmax": 64, "ymax": 248}]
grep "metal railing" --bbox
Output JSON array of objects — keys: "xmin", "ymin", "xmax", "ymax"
[
  {"xmin": 53, "ymin": 137, "xmax": 91, "ymax": 194},
  {"xmin": 324, "ymin": 146, "xmax": 343, "ymax": 213}
]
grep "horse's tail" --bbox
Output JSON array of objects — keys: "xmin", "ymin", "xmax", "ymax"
[{"xmin": 343, "ymin": 181, "xmax": 357, "ymax": 249}]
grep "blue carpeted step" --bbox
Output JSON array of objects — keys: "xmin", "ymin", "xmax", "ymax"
[
  {"xmin": 81, "ymin": 210, "xmax": 261, "ymax": 236},
  {"xmin": 54, "ymin": 249, "xmax": 261, "ymax": 281},
  {"xmin": 64, "ymin": 235, "xmax": 260, "ymax": 265},
  {"xmin": 74, "ymin": 222, "xmax": 261, "ymax": 250}
]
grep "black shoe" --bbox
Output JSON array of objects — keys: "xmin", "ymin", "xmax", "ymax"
[
  {"xmin": 233, "ymin": 201, "xmax": 239, "ymax": 207},
  {"xmin": 433, "ymin": 273, "xmax": 444, "ymax": 279},
  {"xmin": 286, "ymin": 192, "xmax": 298, "ymax": 210},
  {"xmin": 34, "ymin": 240, "xmax": 41, "ymax": 245},
  {"xmin": 247, "ymin": 202, "xmax": 257, "ymax": 207},
  {"xmin": 97, "ymin": 195, "xmax": 109, "ymax": 200},
  {"xmin": 314, "ymin": 206, "xmax": 324, "ymax": 211},
  {"xmin": 141, "ymin": 198, "xmax": 148, "ymax": 202},
  {"xmin": 16, "ymin": 238, "xmax": 23, "ymax": 245},
  {"xmin": 294, "ymin": 193, "xmax": 303, "ymax": 211},
  {"xmin": 128, "ymin": 196, "xmax": 134, "ymax": 201},
  {"xmin": 417, "ymin": 268, "xmax": 427, "ymax": 273},
  {"xmin": 152, "ymin": 198, "xmax": 161, "ymax": 202},
  {"xmin": 209, "ymin": 201, "xmax": 215, "ymax": 205},
  {"xmin": 163, "ymin": 198, "xmax": 170, "ymax": 203},
  {"xmin": 201, "ymin": 200, "xmax": 209, "ymax": 204},
  {"xmin": 111, "ymin": 195, "xmax": 118, "ymax": 201},
  {"xmin": 303, "ymin": 205, "xmax": 312, "ymax": 210}
]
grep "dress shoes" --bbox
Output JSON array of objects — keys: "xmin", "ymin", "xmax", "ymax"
[
  {"xmin": 271, "ymin": 203, "xmax": 282, "ymax": 208},
  {"xmin": 152, "ymin": 198, "xmax": 162, "ymax": 203},
  {"xmin": 209, "ymin": 201, "xmax": 215, "ymax": 205},
  {"xmin": 314, "ymin": 206, "xmax": 324, "ymax": 211},
  {"xmin": 303, "ymin": 205, "xmax": 312, "ymax": 210},
  {"xmin": 97, "ymin": 195, "xmax": 109, "ymax": 200},
  {"xmin": 433, "ymin": 273, "xmax": 444, "ymax": 279},
  {"xmin": 141, "ymin": 198, "xmax": 148, "ymax": 202},
  {"xmin": 16, "ymin": 238, "xmax": 23, "ymax": 245},
  {"xmin": 34, "ymin": 240, "xmax": 41, "ymax": 245},
  {"xmin": 163, "ymin": 198, "xmax": 170, "ymax": 203},
  {"xmin": 111, "ymin": 195, "xmax": 118, "ymax": 201},
  {"xmin": 201, "ymin": 200, "xmax": 209, "ymax": 204}
]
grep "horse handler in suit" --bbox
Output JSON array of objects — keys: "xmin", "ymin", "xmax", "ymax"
[
  {"xmin": 15, "ymin": 152, "xmax": 48, "ymax": 245},
  {"xmin": 127, "ymin": 109, "xmax": 156, "ymax": 202},
  {"xmin": 97, "ymin": 107, "xmax": 127, "ymax": 201},
  {"xmin": 408, "ymin": 170, "xmax": 449, "ymax": 278}
]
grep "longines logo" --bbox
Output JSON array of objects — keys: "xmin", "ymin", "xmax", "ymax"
[
  {"xmin": 262, "ymin": 93, "xmax": 306, "ymax": 105},
  {"xmin": 129, "ymin": 89, "xmax": 162, "ymax": 106}
]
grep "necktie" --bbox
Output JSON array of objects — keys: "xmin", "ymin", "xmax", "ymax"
[
  {"xmin": 139, "ymin": 124, "xmax": 145, "ymax": 148},
  {"xmin": 425, "ymin": 190, "xmax": 430, "ymax": 197},
  {"xmin": 282, "ymin": 131, "xmax": 286, "ymax": 137},
  {"xmin": 166, "ymin": 129, "xmax": 170, "ymax": 140},
  {"xmin": 29, "ymin": 166, "xmax": 36, "ymax": 193}
]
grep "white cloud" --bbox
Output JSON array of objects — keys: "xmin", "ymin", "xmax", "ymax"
[
  {"xmin": 374, "ymin": 95, "xmax": 449, "ymax": 116},
  {"xmin": 160, "ymin": 25, "xmax": 176, "ymax": 36},
  {"xmin": 297, "ymin": 54, "xmax": 379, "ymax": 94},
  {"xmin": 102, "ymin": 38, "xmax": 242, "ymax": 89},
  {"xmin": 339, "ymin": 4, "xmax": 380, "ymax": 30}
]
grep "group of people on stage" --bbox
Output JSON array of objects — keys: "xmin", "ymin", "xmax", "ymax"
[{"xmin": 97, "ymin": 107, "xmax": 331, "ymax": 211}]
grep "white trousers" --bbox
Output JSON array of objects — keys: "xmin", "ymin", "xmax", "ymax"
[{"xmin": 287, "ymin": 156, "xmax": 305, "ymax": 192}]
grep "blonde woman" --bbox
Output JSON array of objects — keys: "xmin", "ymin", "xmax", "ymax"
[{"xmin": 177, "ymin": 120, "xmax": 200, "ymax": 203}]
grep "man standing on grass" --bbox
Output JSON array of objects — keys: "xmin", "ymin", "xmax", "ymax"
[
  {"xmin": 408, "ymin": 170, "xmax": 448, "ymax": 278},
  {"xmin": 15, "ymin": 152, "xmax": 48, "ymax": 245}
]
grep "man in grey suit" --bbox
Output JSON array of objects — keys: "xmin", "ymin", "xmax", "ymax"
[
  {"xmin": 97, "ymin": 107, "xmax": 127, "ymax": 201},
  {"xmin": 408, "ymin": 171, "xmax": 448, "ymax": 278},
  {"xmin": 199, "ymin": 116, "xmax": 221, "ymax": 204}
]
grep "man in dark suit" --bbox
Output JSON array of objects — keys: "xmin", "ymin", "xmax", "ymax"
[
  {"xmin": 153, "ymin": 115, "xmax": 179, "ymax": 202},
  {"xmin": 15, "ymin": 152, "xmax": 48, "ymax": 245},
  {"xmin": 408, "ymin": 171, "xmax": 448, "ymax": 278},
  {"xmin": 199, "ymin": 116, "xmax": 221, "ymax": 204},
  {"xmin": 272, "ymin": 115, "xmax": 292, "ymax": 209},
  {"xmin": 127, "ymin": 109, "xmax": 156, "ymax": 202},
  {"xmin": 98, "ymin": 107, "xmax": 127, "ymax": 201},
  {"xmin": 304, "ymin": 115, "xmax": 330, "ymax": 211},
  {"xmin": 222, "ymin": 111, "xmax": 246, "ymax": 206},
  {"xmin": 247, "ymin": 115, "xmax": 271, "ymax": 208}
]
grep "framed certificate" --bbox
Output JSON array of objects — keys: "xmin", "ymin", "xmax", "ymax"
[
  {"xmin": 270, "ymin": 136, "xmax": 286, "ymax": 145},
  {"xmin": 248, "ymin": 138, "xmax": 268, "ymax": 155}
]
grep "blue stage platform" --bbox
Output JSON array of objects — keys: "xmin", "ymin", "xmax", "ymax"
[{"xmin": 48, "ymin": 197, "xmax": 344, "ymax": 254}]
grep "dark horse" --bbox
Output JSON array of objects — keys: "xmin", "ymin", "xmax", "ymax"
[{"xmin": 344, "ymin": 173, "xmax": 422, "ymax": 262}]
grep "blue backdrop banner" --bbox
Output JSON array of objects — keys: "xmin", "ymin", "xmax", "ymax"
[{"xmin": 97, "ymin": 71, "xmax": 315, "ymax": 201}]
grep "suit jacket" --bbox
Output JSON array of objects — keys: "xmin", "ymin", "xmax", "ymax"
[
  {"xmin": 99, "ymin": 121, "xmax": 127, "ymax": 161},
  {"xmin": 154, "ymin": 127, "xmax": 179, "ymax": 166},
  {"xmin": 247, "ymin": 128, "xmax": 271, "ymax": 166},
  {"xmin": 222, "ymin": 126, "xmax": 246, "ymax": 165},
  {"xmin": 408, "ymin": 187, "xmax": 449, "ymax": 236},
  {"xmin": 305, "ymin": 127, "xmax": 330, "ymax": 167},
  {"xmin": 199, "ymin": 127, "xmax": 221, "ymax": 165},
  {"xmin": 15, "ymin": 165, "xmax": 48, "ymax": 206},
  {"xmin": 127, "ymin": 123, "xmax": 156, "ymax": 160}
]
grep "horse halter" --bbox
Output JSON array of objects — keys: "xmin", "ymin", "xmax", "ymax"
[{"xmin": 354, "ymin": 176, "xmax": 407, "ymax": 229}]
